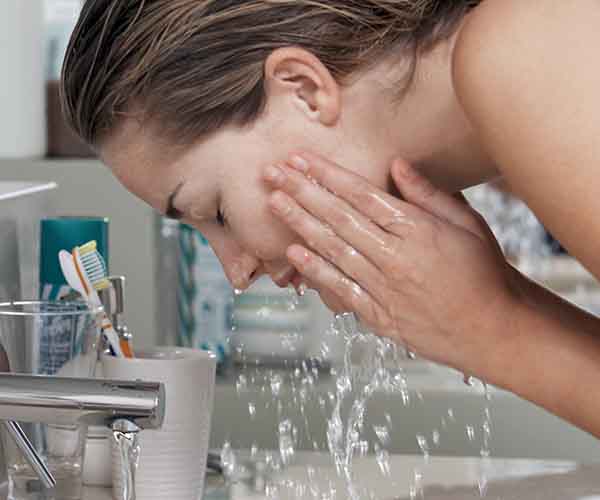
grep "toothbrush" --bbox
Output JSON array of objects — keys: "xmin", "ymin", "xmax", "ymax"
[
  {"xmin": 76, "ymin": 242, "xmax": 135, "ymax": 358},
  {"xmin": 58, "ymin": 242, "xmax": 126, "ymax": 358}
]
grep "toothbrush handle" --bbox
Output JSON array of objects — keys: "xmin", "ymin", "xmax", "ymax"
[{"xmin": 120, "ymin": 338, "xmax": 134, "ymax": 358}]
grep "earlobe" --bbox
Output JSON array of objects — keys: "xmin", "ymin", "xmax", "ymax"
[{"xmin": 265, "ymin": 47, "xmax": 341, "ymax": 126}]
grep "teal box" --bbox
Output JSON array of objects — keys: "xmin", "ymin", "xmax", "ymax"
[{"xmin": 39, "ymin": 217, "xmax": 109, "ymax": 298}]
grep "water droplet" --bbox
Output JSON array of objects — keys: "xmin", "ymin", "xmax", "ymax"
[
  {"xmin": 356, "ymin": 440, "xmax": 369, "ymax": 457},
  {"xmin": 248, "ymin": 402, "xmax": 256, "ymax": 418},
  {"xmin": 375, "ymin": 446, "xmax": 391, "ymax": 476},
  {"xmin": 385, "ymin": 413, "xmax": 393, "ymax": 427},
  {"xmin": 432, "ymin": 429, "xmax": 441, "ymax": 446},
  {"xmin": 234, "ymin": 288, "xmax": 244, "ymax": 296},
  {"xmin": 373, "ymin": 425, "xmax": 390, "ymax": 446},
  {"xmin": 270, "ymin": 373, "xmax": 283, "ymax": 397},
  {"xmin": 278, "ymin": 419, "xmax": 295, "ymax": 466},
  {"xmin": 447, "ymin": 408, "xmax": 456, "ymax": 421},
  {"xmin": 416, "ymin": 434, "xmax": 429, "ymax": 458},
  {"xmin": 221, "ymin": 441, "xmax": 237, "ymax": 479},
  {"xmin": 466, "ymin": 425, "xmax": 475, "ymax": 441},
  {"xmin": 236, "ymin": 374, "xmax": 248, "ymax": 394}
]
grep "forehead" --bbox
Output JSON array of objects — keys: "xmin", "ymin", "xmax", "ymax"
[{"xmin": 99, "ymin": 119, "xmax": 197, "ymax": 212}]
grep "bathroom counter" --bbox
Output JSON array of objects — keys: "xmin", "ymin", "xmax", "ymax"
[{"xmin": 77, "ymin": 452, "xmax": 598, "ymax": 499}]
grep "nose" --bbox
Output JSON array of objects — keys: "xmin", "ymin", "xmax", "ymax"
[{"xmin": 225, "ymin": 254, "xmax": 264, "ymax": 291}]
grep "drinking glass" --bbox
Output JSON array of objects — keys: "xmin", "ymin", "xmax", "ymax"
[{"xmin": 0, "ymin": 301, "xmax": 99, "ymax": 500}]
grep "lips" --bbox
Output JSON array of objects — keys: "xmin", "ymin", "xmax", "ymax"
[{"xmin": 291, "ymin": 273, "xmax": 305, "ymax": 292}]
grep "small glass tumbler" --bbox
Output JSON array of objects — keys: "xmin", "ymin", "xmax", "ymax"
[{"xmin": 0, "ymin": 301, "xmax": 100, "ymax": 500}]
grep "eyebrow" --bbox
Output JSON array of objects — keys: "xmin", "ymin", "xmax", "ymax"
[{"xmin": 165, "ymin": 182, "xmax": 185, "ymax": 220}]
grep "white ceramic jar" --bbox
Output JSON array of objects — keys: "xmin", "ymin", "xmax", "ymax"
[{"xmin": 0, "ymin": 1, "xmax": 46, "ymax": 157}]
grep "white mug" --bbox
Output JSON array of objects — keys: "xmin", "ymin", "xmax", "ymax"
[{"xmin": 102, "ymin": 347, "xmax": 216, "ymax": 500}]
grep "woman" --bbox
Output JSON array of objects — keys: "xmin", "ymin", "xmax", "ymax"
[{"xmin": 62, "ymin": 0, "xmax": 600, "ymax": 438}]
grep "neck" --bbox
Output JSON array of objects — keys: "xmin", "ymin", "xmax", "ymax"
[{"xmin": 387, "ymin": 30, "xmax": 497, "ymax": 192}]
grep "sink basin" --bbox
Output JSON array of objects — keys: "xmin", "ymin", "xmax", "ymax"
[{"xmin": 3, "ymin": 453, "xmax": 591, "ymax": 499}]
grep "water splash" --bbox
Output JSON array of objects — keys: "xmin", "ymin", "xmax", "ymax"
[{"xmin": 325, "ymin": 313, "xmax": 407, "ymax": 500}]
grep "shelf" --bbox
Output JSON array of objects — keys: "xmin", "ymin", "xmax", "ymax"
[{"xmin": 0, "ymin": 157, "xmax": 101, "ymax": 169}]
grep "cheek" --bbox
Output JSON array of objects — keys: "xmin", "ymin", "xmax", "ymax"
[
  {"xmin": 229, "ymin": 184, "xmax": 298, "ymax": 260},
  {"xmin": 238, "ymin": 204, "xmax": 299, "ymax": 260}
]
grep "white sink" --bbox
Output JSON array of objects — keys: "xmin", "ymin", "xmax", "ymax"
[{"xmin": 12, "ymin": 453, "xmax": 592, "ymax": 499}]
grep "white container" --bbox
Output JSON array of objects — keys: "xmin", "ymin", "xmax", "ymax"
[
  {"xmin": 0, "ymin": 2, "xmax": 46, "ymax": 157},
  {"xmin": 0, "ymin": 182, "xmax": 57, "ymax": 301},
  {"xmin": 102, "ymin": 347, "xmax": 216, "ymax": 500}
]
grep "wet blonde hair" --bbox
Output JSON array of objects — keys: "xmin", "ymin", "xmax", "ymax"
[{"xmin": 61, "ymin": 0, "xmax": 479, "ymax": 147}]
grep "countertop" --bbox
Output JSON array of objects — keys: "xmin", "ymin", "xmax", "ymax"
[{"xmin": 76, "ymin": 452, "xmax": 599, "ymax": 499}]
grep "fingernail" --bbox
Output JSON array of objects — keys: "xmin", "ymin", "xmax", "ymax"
[
  {"xmin": 394, "ymin": 160, "xmax": 416, "ymax": 180},
  {"xmin": 269, "ymin": 191, "xmax": 292, "ymax": 216},
  {"xmin": 288, "ymin": 155, "xmax": 310, "ymax": 173},
  {"xmin": 288, "ymin": 245, "xmax": 310, "ymax": 264},
  {"xmin": 263, "ymin": 165, "xmax": 286, "ymax": 186}
]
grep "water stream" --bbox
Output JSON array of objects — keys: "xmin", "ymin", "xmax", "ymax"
[{"xmin": 112, "ymin": 420, "xmax": 141, "ymax": 500}]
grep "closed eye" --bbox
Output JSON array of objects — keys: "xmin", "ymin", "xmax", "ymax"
[
  {"xmin": 165, "ymin": 182, "xmax": 185, "ymax": 220},
  {"xmin": 216, "ymin": 209, "xmax": 226, "ymax": 227}
]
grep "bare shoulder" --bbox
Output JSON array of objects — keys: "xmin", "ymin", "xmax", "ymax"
[
  {"xmin": 453, "ymin": 0, "xmax": 600, "ymax": 128},
  {"xmin": 451, "ymin": 0, "xmax": 600, "ymax": 277}
]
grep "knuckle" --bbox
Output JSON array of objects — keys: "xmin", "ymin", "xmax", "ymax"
[
  {"xmin": 329, "ymin": 206, "xmax": 354, "ymax": 228},
  {"xmin": 322, "ymin": 237, "xmax": 347, "ymax": 263},
  {"xmin": 347, "ymin": 179, "xmax": 375, "ymax": 207},
  {"xmin": 284, "ymin": 205, "xmax": 304, "ymax": 228},
  {"xmin": 379, "ymin": 217, "xmax": 415, "ymax": 238},
  {"xmin": 379, "ymin": 234, "xmax": 404, "ymax": 263},
  {"xmin": 373, "ymin": 305, "xmax": 394, "ymax": 331}
]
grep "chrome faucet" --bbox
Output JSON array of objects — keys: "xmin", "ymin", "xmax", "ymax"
[{"xmin": 0, "ymin": 373, "xmax": 165, "ymax": 489}]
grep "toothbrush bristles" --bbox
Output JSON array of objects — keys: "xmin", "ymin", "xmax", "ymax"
[{"xmin": 78, "ymin": 241, "xmax": 109, "ymax": 289}]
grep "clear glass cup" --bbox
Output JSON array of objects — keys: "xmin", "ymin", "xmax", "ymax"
[{"xmin": 0, "ymin": 301, "xmax": 100, "ymax": 500}]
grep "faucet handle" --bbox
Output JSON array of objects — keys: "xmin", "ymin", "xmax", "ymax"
[{"xmin": 2, "ymin": 421, "xmax": 56, "ymax": 489}]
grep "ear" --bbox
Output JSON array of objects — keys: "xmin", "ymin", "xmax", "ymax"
[{"xmin": 264, "ymin": 47, "xmax": 341, "ymax": 126}]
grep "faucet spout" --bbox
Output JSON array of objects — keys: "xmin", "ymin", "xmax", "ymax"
[
  {"xmin": 0, "ymin": 373, "xmax": 165, "ymax": 429},
  {"xmin": 0, "ymin": 373, "xmax": 165, "ymax": 492}
]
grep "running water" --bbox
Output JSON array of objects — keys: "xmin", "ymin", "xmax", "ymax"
[
  {"xmin": 226, "ymin": 286, "xmax": 494, "ymax": 499},
  {"xmin": 112, "ymin": 420, "xmax": 141, "ymax": 500},
  {"xmin": 325, "ymin": 313, "xmax": 408, "ymax": 500}
]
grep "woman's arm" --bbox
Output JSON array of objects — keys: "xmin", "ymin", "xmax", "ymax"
[{"xmin": 505, "ymin": 266, "xmax": 600, "ymax": 436}]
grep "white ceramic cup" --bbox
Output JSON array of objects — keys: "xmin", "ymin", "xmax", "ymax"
[{"xmin": 102, "ymin": 347, "xmax": 216, "ymax": 500}]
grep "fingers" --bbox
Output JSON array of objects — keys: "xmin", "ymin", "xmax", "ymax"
[
  {"xmin": 390, "ymin": 159, "xmax": 482, "ymax": 234},
  {"xmin": 285, "ymin": 244, "xmax": 391, "ymax": 330},
  {"xmin": 268, "ymin": 189, "xmax": 388, "ymax": 305},
  {"xmin": 285, "ymin": 153, "xmax": 419, "ymax": 237}
]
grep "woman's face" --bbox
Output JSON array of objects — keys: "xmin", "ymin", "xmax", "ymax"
[
  {"xmin": 101, "ymin": 47, "xmax": 491, "ymax": 291},
  {"xmin": 102, "ymin": 99, "xmax": 397, "ymax": 291}
]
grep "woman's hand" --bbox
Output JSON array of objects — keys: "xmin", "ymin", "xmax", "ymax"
[{"xmin": 262, "ymin": 152, "xmax": 523, "ymax": 379}]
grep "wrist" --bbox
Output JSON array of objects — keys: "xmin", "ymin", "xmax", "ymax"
[{"xmin": 466, "ymin": 263, "xmax": 533, "ymax": 389}]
